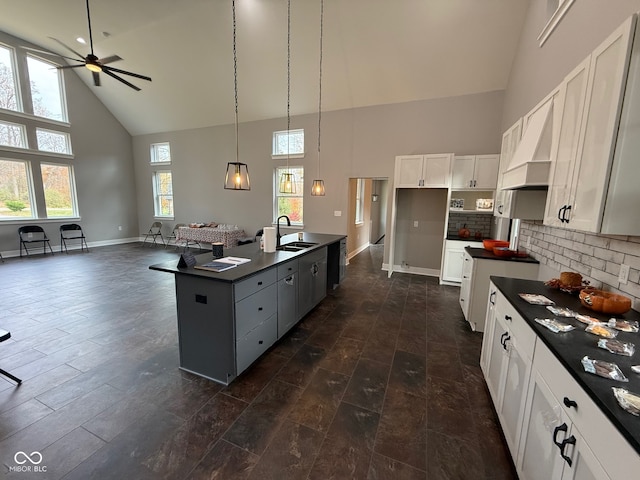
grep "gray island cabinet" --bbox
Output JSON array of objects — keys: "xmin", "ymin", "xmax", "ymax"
[{"xmin": 150, "ymin": 233, "xmax": 345, "ymax": 385}]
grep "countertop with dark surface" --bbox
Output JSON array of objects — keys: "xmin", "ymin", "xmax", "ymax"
[
  {"xmin": 149, "ymin": 232, "xmax": 345, "ymax": 282},
  {"xmin": 466, "ymin": 246, "xmax": 540, "ymax": 264},
  {"xmin": 491, "ymin": 276, "xmax": 640, "ymax": 455},
  {"xmin": 445, "ymin": 235, "xmax": 486, "ymax": 242}
]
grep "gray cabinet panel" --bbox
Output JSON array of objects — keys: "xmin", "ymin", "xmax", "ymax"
[
  {"xmin": 234, "ymin": 268, "xmax": 277, "ymax": 302},
  {"xmin": 278, "ymin": 259, "xmax": 298, "ymax": 280},
  {"xmin": 236, "ymin": 314, "xmax": 277, "ymax": 374},
  {"xmin": 278, "ymin": 273, "xmax": 298, "ymax": 337},
  {"xmin": 235, "ymin": 283, "xmax": 277, "ymax": 338},
  {"xmin": 299, "ymin": 247, "xmax": 328, "ymax": 318}
]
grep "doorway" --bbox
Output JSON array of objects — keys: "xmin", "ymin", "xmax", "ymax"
[{"xmin": 346, "ymin": 177, "xmax": 389, "ymax": 258}]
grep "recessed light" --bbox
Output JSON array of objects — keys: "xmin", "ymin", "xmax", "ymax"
[{"xmin": 76, "ymin": 37, "xmax": 86, "ymax": 44}]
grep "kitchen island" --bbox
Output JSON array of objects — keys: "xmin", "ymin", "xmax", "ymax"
[
  {"xmin": 484, "ymin": 276, "xmax": 640, "ymax": 479},
  {"xmin": 150, "ymin": 232, "xmax": 346, "ymax": 384}
]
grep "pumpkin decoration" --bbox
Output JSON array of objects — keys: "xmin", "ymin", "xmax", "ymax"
[
  {"xmin": 458, "ymin": 224, "xmax": 470, "ymax": 238},
  {"xmin": 579, "ymin": 288, "xmax": 632, "ymax": 315}
]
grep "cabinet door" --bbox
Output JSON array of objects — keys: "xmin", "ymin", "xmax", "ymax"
[
  {"xmin": 395, "ymin": 155, "xmax": 424, "ymax": 188},
  {"xmin": 485, "ymin": 313, "xmax": 508, "ymax": 405},
  {"xmin": 544, "ymin": 58, "xmax": 590, "ymax": 228},
  {"xmin": 474, "ymin": 155, "xmax": 500, "ymax": 189},
  {"xmin": 423, "ymin": 153, "xmax": 451, "ymax": 187},
  {"xmin": 441, "ymin": 246, "xmax": 464, "ymax": 283},
  {"xmin": 452, "ymin": 156, "xmax": 475, "ymax": 188},
  {"xmin": 568, "ymin": 17, "xmax": 634, "ymax": 232},
  {"xmin": 458, "ymin": 252, "xmax": 473, "ymax": 318},
  {"xmin": 480, "ymin": 286, "xmax": 497, "ymax": 375},
  {"xmin": 518, "ymin": 370, "xmax": 567, "ymax": 480},
  {"xmin": 278, "ymin": 274, "xmax": 298, "ymax": 338},
  {"xmin": 560, "ymin": 427, "xmax": 610, "ymax": 480}
]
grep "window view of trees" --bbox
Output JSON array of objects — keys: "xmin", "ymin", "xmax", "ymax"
[
  {"xmin": 275, "ymin": 166, "xmax": 304, "ymax": 224},
  {"xmin": 273, "ymin": 129, "xmax": 304, "ymax": 156},
  {"xmin": 27, "ymin": 55, "xmax": 65, "ymax": 121},
  {"xmin": 0, "ymin": 159, "xmax": 33, "ymax": 218},
  {"xmin": 153, "ymin": 171, "xmax": 174, "ymax": 217},
  {"xmin": 0, "ymin": 45, "xmax": 19, "ymax": 111},
  {"xmin": 36, "ymin": 128, "xmax": 71, "ymax": 154},
  {"xmin": 0, "ymin": 120, "xmax": 26, "ymax": 148},
  {"xmin": 42, "ymin": 163, "xmax": 74, "ymax": 217}
]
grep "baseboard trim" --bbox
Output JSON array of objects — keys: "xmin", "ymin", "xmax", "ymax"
[
  {"xmin": 348, "ymin": 242, "xmax": 370, "ymax": 261},
  {"xmin": 1, "ymin": 237, "xmax": 141, "ymax": 259}
]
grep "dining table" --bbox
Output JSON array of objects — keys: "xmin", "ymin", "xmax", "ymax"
[{"xmin": 176, "ymin": 226, "xmax": 246, "ymax": 248}]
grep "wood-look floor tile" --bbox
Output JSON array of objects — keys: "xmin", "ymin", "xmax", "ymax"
[
  {"xmin": 39, "ymin": 427, "xmax": 106, "ymax": 480},
  {"xmin": 0, "ymin": 398, "xmax": 52, "ymax": 441}
]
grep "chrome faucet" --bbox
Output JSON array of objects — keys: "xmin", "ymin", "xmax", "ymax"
[{"xmin": 276, "ymin": 215, "xmax": 291, "ymax": 247}]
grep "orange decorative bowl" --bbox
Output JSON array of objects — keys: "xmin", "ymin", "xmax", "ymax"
[
  {"xmin": 579, "ymin": 288, "xmax": 632, "ymax": 315},
  {"xmin": 483, "ymin": 239, "xmax": 509, "ymax": 251},
  {"xmin": 493, "ymin": 247, "xmax": 515, "ymax": 258}
]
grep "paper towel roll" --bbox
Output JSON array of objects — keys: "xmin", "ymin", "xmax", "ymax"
[{"xmin": 263, "ymin": 227, "xmax": 276, "ymax": 253}]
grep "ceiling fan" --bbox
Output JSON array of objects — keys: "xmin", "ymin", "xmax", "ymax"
[{"xmin": 26, "ymin": 0, "xmax": 151, "ymax": 91}]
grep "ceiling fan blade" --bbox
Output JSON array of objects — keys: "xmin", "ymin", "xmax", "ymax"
[
  {"xmin": 102, "ymin": 69, "xmax": 141, "ymax": 91},
  {"xmin": 57, "ymin": 64, "xmax": 87, "ymax": 70},
  {"xmin": 92, "ymin": 71, "xmax": 101, "ymax": 87},
  {"xmin": 21, "ymin": 46, "xmax": 81, "ymax": 63},
  {"xmin": 103, "ymin": 65, "xmax": 151, "ymax": 82},
  {"xmin": 48, "ymin": 37, "xmax": 86, "ymax": 61},
  {"xmin": 98, "ymin": 55, "xmax": 122, "ymax": 65}
]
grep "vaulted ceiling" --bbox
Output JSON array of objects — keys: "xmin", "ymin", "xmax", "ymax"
[{"xmin": 0, "ymin": 0, "xmax": 530, "ymax": 136}]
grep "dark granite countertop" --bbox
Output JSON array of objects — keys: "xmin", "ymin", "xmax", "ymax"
[
  {"xmin": 465, "ymin": 247, "xmax": 539, "ymax": 264},
  {"xmin": 491, "ymin": 276, "xmax": 640, "ymax": 454},
  {"xmin": 149, "ymin": 232, "xmax": 345, "ymax": 283},
  {"xmin": 445, "ymin": 235, "xmax": 486, "ymax": 242}
]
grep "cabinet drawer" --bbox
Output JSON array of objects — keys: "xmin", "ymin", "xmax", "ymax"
[
  {"xmin": 277, "ymin": 259, "xmax": 298, "ymax": 280},
  {"xmin": 534, "ymin": 339, "xmax": 640, "ymax": 478},
  {"xmin": 236, "ymin": 314, "xmax": 277, "ymax": 374},
  {"xmin": 235, "ymin": 283, "xmax": 277, "ymax": 338},
  {"xmin": 234, "ymin": 268, "xmax": 277, "ymax": 302},
  {"xmin": 495, "ymin": 292, "xmax": 536, "ymax": 359}
]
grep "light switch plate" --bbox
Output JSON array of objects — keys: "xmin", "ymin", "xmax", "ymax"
[
  {"xmin": 619, "ymin": 264, "xmax": 630, "ymax": 284},
  {"xmin": 413, "ymin": 221, "xmax": 419, "ymax": 228},
  {"xmin": 334, "ymin": 211, "xmax": 342, "ymax": 217}
]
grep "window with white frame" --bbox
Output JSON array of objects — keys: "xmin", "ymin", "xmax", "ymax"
[
  {"xmin": 150, "ymin": 142, "xmax": 171, "ymax": 164},
  {"xmin": 41, "ymin": 162, "xmax": 77, "ymax": 218},
  {"xmin": 274, "ymin": 166, "xmax": 304, "ymax": 224},
  {"xmin": 153, "ymin": 171, "xmax": 174, "ymax": 217},
  {"xmin": 0, "ymin": 44, "xmax": 20, "ymax": 112},
  {"xmin": 355, "ymin": 178, "xmax": 364, "ymax": 224},
  {"xmin": 0, "ymin": 159, "xmax": 36, "ymax": 219},
  {"xmin": 36, "ymin": 128, "xmax": 72, "ymax": 154},
  {"xmin": 27, "ymin": 55, "xmax": 66, "ymax": 121},
  {"xmin": 0, "ymin": 120, "xmax": 27, "ymax": 148},
  {"xmin": 272, "ymin": 129, "xmax": 304, "ymax": 158}
]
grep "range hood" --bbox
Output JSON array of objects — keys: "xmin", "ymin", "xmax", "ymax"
[{"xmin": 502, "ymin": 99, "xmax": 554, "ymax": 190}]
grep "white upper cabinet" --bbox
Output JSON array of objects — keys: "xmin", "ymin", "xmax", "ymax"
[
  {"xmin": 544, "ymin": 15, "xmax": 638, "ymax": 233},
  {"xmin": 394, "ymin": 154, "xmax": 452, "ymax": 188},
  {"xmin": 452, "ymin": 154, "xmax": 499, "ymax": 189},
  {"xmin": 495, "ymin": 119, "xmax": 523, "ymax": 217}
]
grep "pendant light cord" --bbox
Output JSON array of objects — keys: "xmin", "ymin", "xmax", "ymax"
[
  {"xmin": 317, "ymin": 0, "xmax": 324, "ymax": 178},
  {"xmin": 86, "ymin": 0, "xmax": 95, "ymax": 55},
  {"xmin": 286, "ymin": 0, "xmax": 291, "ymax": 174},
  {"xmin": 233, "ymin": 0, "xmax": 239, "ymax": 164}
]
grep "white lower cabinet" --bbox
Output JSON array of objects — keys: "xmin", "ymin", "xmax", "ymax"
[
  {"xmin": 482, "ymin": 284, "xmax": 640, "ymax": 480},
  {"xmin": 440, "ymin": 239, "xmax": 482, "ymax": 284},
  {"xmin": 481, "ymin": 283, "xmax": 535, "ymax": 458}
]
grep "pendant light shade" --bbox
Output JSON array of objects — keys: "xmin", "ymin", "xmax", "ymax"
[
  {"xmin": 311, "ymin": 0, "xmax": 326, "ymax": 196},
  {"xmin": 225, "ymin": 162, "xmax": 250, "ymax": 190},
  {"xmin": 224, "ymin": 0, "xmax": 250, "ymax": 191},
  {"xmin": 279, "ymin": 172, "xmax": 296, "ymax": 194},
  {"xmin": 311, "ymin": 179, "xmax": 325, "ymax": 196}
]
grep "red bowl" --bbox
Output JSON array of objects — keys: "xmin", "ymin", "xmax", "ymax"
[
  {"xmin": 484, "ymin": 239, "xmax": 509, "ymax": 251},
  {"xmin": 493, "ymin": 247, "xmax": 515, "ymax": 258}
]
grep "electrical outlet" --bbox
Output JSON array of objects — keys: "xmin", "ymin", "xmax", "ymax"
[
  {"xmin": 401, "ymin": 261, "xmax": 408, "ymax": 268},
  {"xmin": 334, "ymin": 211, "xmax": 342, "ymax": 217},
  {"xmin": 619, "ymin": 264, "xmax": 630, "ymax": 284},
  {"xmin": 413, "ymin": 221, "xmax": 419, "ymax": 228},
  {"xmin": 118, "ymin": 225, "xmax": 122, "ymax": 231}
]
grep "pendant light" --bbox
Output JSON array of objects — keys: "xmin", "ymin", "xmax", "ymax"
[
  {"xmin": 311, "ymin": 0, "xmax": 326, "ymax": 196},
  {"xmin": 372, "ymin": 180, "xmax": 379, "ymax": 202},
  {"xmin": 224, "ymin": 0, "xmax": 250, "ymax": 190},
  {"xmin": 279, "ymin": 0, "xmax": 296, "ymax": 194}
]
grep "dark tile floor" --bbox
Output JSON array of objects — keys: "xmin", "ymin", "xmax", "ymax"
[{"xmin": 0, "ymin": 242, "xmax": 517, "ymax": 479}]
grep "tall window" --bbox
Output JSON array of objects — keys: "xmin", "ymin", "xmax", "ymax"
[
  {"xmin": 153, "ymin": 171, "xmax": 174, "ymax": 217},
  {"xmin": 0, "ymin": 159, "xmax": 35, "ymax": 219},
  {"xmin": 150, "ymin": 142, "xmax": 171, "ymax": 164},
  {"xmin": 274, "ymin": 166, "xmax": 304, "ymax": 224},
  {"xmin": 0, "ymin": 44, "xmax": 20, "ymax": 112},
  {"xmin": 0, "ymin": 120, "xmax": 27, "ymax": 148},
  {"xmin": 41, "ymin": 163, "xmax": 77, "ymax": 217},
  {"xmin": 27, "ymin": 55, "xmax": 66, "ymax": 121},
  {"xmin": 272, "ymin": 129, "xmax": 304, "ymax": 157},
  {"xmin": 355, "ymin": 178, "xmax": 364, "ymax": 224}
]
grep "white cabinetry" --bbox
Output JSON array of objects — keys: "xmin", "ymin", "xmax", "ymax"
[
  {"xmin": 458, "ymin": 251, "xmax": 539, "ymax": 332},
  {"xmin": 451, "ymin": 155, "xmax": 499, "ymax": 189},
  {"xmin": 544, "ymin": 15, "xmax": 639, "ymax": 234},
  {"xmin": 494, "ymin": 119, "xmax": 523, "ymax": 218},
  {"xmin": 482, "ymin": 283, "xmax": 536, "ymax": 458},
  {"xmin": 394, "ymin": 154, "xmax": 452, "ymax": 188},
  {"xmin": 440, "ymin": 239, "xmax": 483, "ymax": 284}
]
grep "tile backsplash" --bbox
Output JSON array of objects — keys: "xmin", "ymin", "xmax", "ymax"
[
  {"xmin": 520, "ymin": 221, "xmax": 640, "ymax": 310},
  {"xmin": 447, "ymin": 213, "xmax": 492, "ymax": 238}
]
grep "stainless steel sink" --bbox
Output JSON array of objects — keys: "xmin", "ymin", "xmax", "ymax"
[
  {"xmin": 283, "ymin": 241, "xmax": 318, "ymax": 249},
  {"xmin": 276, "ymin": 245, "xmax": 305, "ymax": 252}
]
